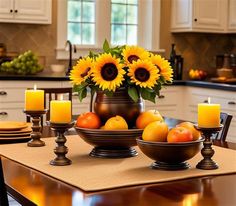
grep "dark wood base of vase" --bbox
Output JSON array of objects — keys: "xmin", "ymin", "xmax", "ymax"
[
  {"xmin": 151, "ymin": 161, "xmax": 190, "ymax": 170},
  {"xmin": 90, "ymin": 147, "xmax": 138, "ymax": 158}
]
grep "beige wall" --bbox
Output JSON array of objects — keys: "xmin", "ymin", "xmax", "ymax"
[{"xmin": 0, "ymin": 0, "xmax": 235, "ymax": 78}]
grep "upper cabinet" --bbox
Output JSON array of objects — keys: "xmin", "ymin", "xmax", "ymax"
[
  {"xmin": 171, "ymin": 0, "xmax": 236, "ymax": 33},
  {"xmin": 0, "ymin": 0, "xmax": 52, "ymax": 24}
]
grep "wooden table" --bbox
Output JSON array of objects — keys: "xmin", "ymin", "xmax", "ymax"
[{"xmin": 2, "ymin": 118, "xmax": 236, "ymax": 206}]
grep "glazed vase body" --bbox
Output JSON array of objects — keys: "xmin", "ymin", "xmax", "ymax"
[{"xmin": 94, "ymin": 88, "xmax": 144, "ymax": 128}]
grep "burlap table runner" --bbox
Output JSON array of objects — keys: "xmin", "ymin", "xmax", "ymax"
[{"xmin": 1, "ymin": 135, "xmax": 236, "ymax": 191}]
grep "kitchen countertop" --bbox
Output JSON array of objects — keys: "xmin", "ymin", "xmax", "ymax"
[{"xmin": 0, "ymin": 73, "xmax": 236, "ymax": 91}]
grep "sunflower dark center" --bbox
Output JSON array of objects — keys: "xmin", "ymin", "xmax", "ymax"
[
  {"xmin": 80, "ymin": 67, "xmax": 91, "ymax": 77},
  {"xmin": 101, "ymin": 63, "xmax": 118, "ymax": 81},
  {"xmin": 134, "ymin": 68, "xmax": 150, "ymax": 82},
  {"xmin": 128, "ymin": 55, "xmax": 139, "ymax": 63}
]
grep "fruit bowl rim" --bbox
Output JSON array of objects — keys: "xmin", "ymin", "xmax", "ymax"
[
  {"xmin": 75, "ymin": 126, "xmax": 143, "ymax": 133},
  {"xmin": 136, "ymin": 137, "xmax": 204, "ymax": 146}
]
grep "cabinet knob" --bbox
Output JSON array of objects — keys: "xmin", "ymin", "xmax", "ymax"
[
  {"xmin": 203, "ymin": 100, "xmax": 208, "ymax": 103},
  {"xmin": 15, "ymin": 10, "xmax": 18, "ymax": 13},
  {"xmin": 10, "ymin": 9, "xmax": 13, "ymax": 13},
  {"xmin": 194, "ymin": 18, "xmax": 197, "ymax": 22},
  {"xmin": 0, "ymin": 112, "xmax": 8, "ymax": 116},
  {"xmin": 228, "ymin": 101, "xmax": 236, "ymax": 105},
  {"xmin": 158, "ymin": 95, "xmax": 165, "ymax": 99},
  {"xmin": 0, "ymin": 91, "xmax": 7, "ymax": 95}
]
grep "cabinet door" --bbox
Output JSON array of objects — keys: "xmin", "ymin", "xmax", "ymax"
[
  {"xmin": 0, "ymin": 0, "xmax": 14, "ymax": 20},
  {"xmin": 228, "ymin": 0, "xmax": 236, "ymax": 32},
  {"xmin": 171, "ymin": 0, "xmax": 193, "ymax": 31},
  {"xmin": 13, "ymin": 0, "xmax": 51, "ymax": 24},
  {"xmin": 193, "ymin": 0, "xmax": 226, "ymax": 32}
]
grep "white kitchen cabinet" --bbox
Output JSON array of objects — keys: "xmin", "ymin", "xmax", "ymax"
[
  {"xmin": 184, "ymin": 86, "xmax": 236, "ymax": 143},
  {"xmin": 0, "ymin": 0, "xmax": 51, "ymax": 24},
  {"xmin": 228, "ymin": 0, "xmax": 236, "ymax": 32},
  {"xmin": 144, "ymin": 86, "xmax": 184, "ymax": 120},
  {"xmin": 171, "ymin": 0, "xmax": 236, "ymax": 33}
]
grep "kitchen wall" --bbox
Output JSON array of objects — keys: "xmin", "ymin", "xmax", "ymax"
[
  {"xmin": 0, "ymin": 0, "xmax": 236, "ymax": 78},
  {"xmin": 160, "ymin": 0, "xmax": 236, "ymax": 79}
]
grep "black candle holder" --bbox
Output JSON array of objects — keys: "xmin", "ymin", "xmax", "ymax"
[
  {"xmin": 194, "ymin": 124, "xmax": 223, "ymax": 170},
  {"xmin": 49, "ymin": 121, "xmax": 75, "ymax": 166},
  {"xmin": 23, "ymin": 109, "xmax": 47, "ymax": 147}
]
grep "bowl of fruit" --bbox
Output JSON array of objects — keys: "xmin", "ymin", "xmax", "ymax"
[
  {"xmin": 189, "ymin": 69, "xmax": 207, "ymax": 80},
  {"xmin": 75, "ymin": 112, "xmax": 144, "ymax": 158},
  {"xmin": 0, "ymin": 50, "xmax": 43, "ymax": 75},
  {"xmin": 136, "ymin": 121, "xmax": 204, "ymax": 170}
]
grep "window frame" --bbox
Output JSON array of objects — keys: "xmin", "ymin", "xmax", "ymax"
[{"xmin": 56, "ymin": 0, "xmax": 164, "ymax": 60}]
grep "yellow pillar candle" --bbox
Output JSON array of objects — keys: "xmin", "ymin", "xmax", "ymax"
[
  {"xmin": 50, "ymin": 99, "xmax": 71, "ymax": 123},
  {"xmin": 25, "ymin": 85, "xmax": 44, "ymax": 111},
  {"xmin": 198, "ymin": 98, "xmax": 221, "ymax": 128}
]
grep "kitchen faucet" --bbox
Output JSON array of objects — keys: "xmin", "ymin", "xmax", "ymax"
[{"xmin": 65, "ymin": 40, "xmax": 77, "ymax": 75}]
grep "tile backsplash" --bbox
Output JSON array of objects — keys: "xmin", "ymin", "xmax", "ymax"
[{"xmin": 172, "ymin": 33, "xmax": 236, "ymax": 79}]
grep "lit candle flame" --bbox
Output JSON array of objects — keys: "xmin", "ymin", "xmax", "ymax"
[
  {"xmin": 34, "ymin": 84, "xmax": 37, "ymax": 90},
  {"xmin": 208, "ymin": 97, "xmax": 211, "ymax": 104},
  {"xmin": 58, "ymin": 94, "xmax": 63, "ymax": 101}
]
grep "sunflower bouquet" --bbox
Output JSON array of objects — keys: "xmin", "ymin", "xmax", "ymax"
[{"xmin": 70, "ymin": 40, "xmax": 173, "ymax": 103}]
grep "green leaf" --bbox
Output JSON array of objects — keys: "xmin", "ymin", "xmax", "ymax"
[
  {"xmin": 103, "ymin": 39, "xmax": 110, "ymax": 53},
  {"xmin": 78, "ymin": 87, "xmax": 87, "ymax": 102},
  {"xmin": 104, "ymin": 90, "xmax": 113, "ymax": 97},
  {"xmin": 140, "ymin": 88, "xmax": 156, "ymax": 103},
  {"xmin": 128, "ymin": 87, "xmax": 139, "ymax": 102}
]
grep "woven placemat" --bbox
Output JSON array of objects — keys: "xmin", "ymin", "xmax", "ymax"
[{"xmin": 1, "ymin": 135, "xmax": 236, "ymax": 191}]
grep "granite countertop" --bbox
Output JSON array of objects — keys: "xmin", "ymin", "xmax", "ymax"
[{"xmin": 0, "ymin": 73, "xmax": 236, "ymax": 91}]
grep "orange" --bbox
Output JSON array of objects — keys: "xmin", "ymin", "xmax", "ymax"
[
  {"xmin": 104, "ymin": 115, "xmax": 128, "ymax": 130},
  {"xmin": 167, "ymin": 127, "xmax": 193, "ymax": 143},
  {"xmin": 142, "ymin": 121, "xmax": 168, "ymax": 142},
  {"xmin": 136, "ymin": 110, "xmax": 163, "ymax": 129},
  {"xmin": 76, "ymin": 112, "xmax": 101, "ymax": 129}
]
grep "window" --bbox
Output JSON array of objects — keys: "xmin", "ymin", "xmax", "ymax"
[
  {"xmin": 111, "ymin": 0, "xmax": 138, "ymax": 45},
  {"xmin": 67, "ymin": 0, "xmax": 95, "ymax": 45},
  {"xmin": 57, "ymin": 0, "xmax": 162, "ymax": 59}
]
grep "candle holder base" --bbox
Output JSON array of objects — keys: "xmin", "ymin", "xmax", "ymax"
[
  {"xmin": 49, "ymin": 121, "xmax": 75, "ymax": 166},
  {"xmin": 23, "ymin": 109, "xmax": 47, "ymax": 147},
  {"xmin": 194, "ymin": 125, "xmax": 223, "ymax": 170}
]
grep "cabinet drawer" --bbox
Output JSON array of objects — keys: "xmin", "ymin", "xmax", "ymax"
[
  {"xmin": 0, "ymin": 107, "xmax": 25, "ymax": 121},
  {"xmin": 0, "ymin": 88, "xmax": 25, "ymax": 103}
]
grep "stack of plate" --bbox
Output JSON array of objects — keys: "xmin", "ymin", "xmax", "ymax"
[{"xmin": 0, "ymin": 121, "xmax": 32, "ymax": 144}]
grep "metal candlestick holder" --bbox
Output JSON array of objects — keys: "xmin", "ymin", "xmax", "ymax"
[
  {"xmin": 194, "ymin": 124, "xmax": 223, "ymax": 170},
  {"xmin": 23, "ymin": 109, "xmax": 47, "ymax": 147},
  {"xmin": 49, "ymin": 121, "xmax": 75, "ymax": 166}
]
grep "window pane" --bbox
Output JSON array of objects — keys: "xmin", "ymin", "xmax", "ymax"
[
  {"xmin": 111, "ymin": 25, "xmax": 126, "ymax": 45},
  {"xmin": 68, "ymin": 23, "xmax": 81, "ymax": 44},
  {"xmin": 82, "ymin": 2, "xmax": 95, "ymax": 22},
  {"xmin": 68, "ymin": 1, "xmax": 81, "ymax": 22},
  {"xmin": 127, "ymin": 25, "xmax": 137, "ymax": 45},
  {"xmin": 111, "ymin": 4, "xmax": 126, "ymax": 23},
  {"xmin": 112, "ymin": 0, "xmax": 126, "ymax": 3},
  {"xmin": 127, "ymin": 0, "xmax": 137, "ymax": 4},
  {"xmin": 127, "ymin": 5, "xmax": 137, "ymax": 24},
  {"xmin": 82, "ymin": 23, "xmax": 95, "ymax": 44}
]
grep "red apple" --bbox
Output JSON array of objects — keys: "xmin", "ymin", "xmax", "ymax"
[{"xmin": 167, "ymin": 127, "xmax": 193, "ymax": 143}]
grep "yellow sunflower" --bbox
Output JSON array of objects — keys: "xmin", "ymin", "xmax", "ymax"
[
  {"xmin": 70, "ymin": 57, "xmax": 93, "ymax": 85},
  {"xmin": 92, "ymin": 53, "xmax": 125, "ymax": 91},
  {"xmin": 128, "ymin": 59, "xmax": 160, "ymax": 88},
  {"xmin": 150, "ymin": 54, "xmax": 173, "ymax": 82},
  {"xmin": 122, "ymin": 46, "xmax": 150, "ymax": 65}
]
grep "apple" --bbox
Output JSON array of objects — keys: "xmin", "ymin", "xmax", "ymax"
[
  {"xmin": 177, "ymin": 121, "xmax": 201, "ymax": 140},
  {"xmin": 136, "ymin": 110, "xmax": 163, "ymax": 129},
  {"xmin": 167, "ymin": 127, "xmax": 193, "ymax": 143},
  {"xmin": 142, "ymin": 121, "xmax": 169, "ymax": 142}
]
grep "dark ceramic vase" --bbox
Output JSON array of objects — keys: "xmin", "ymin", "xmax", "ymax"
[{"xmin": 94, "ymin": 88, "xmax": 144, "ymax": 128}]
